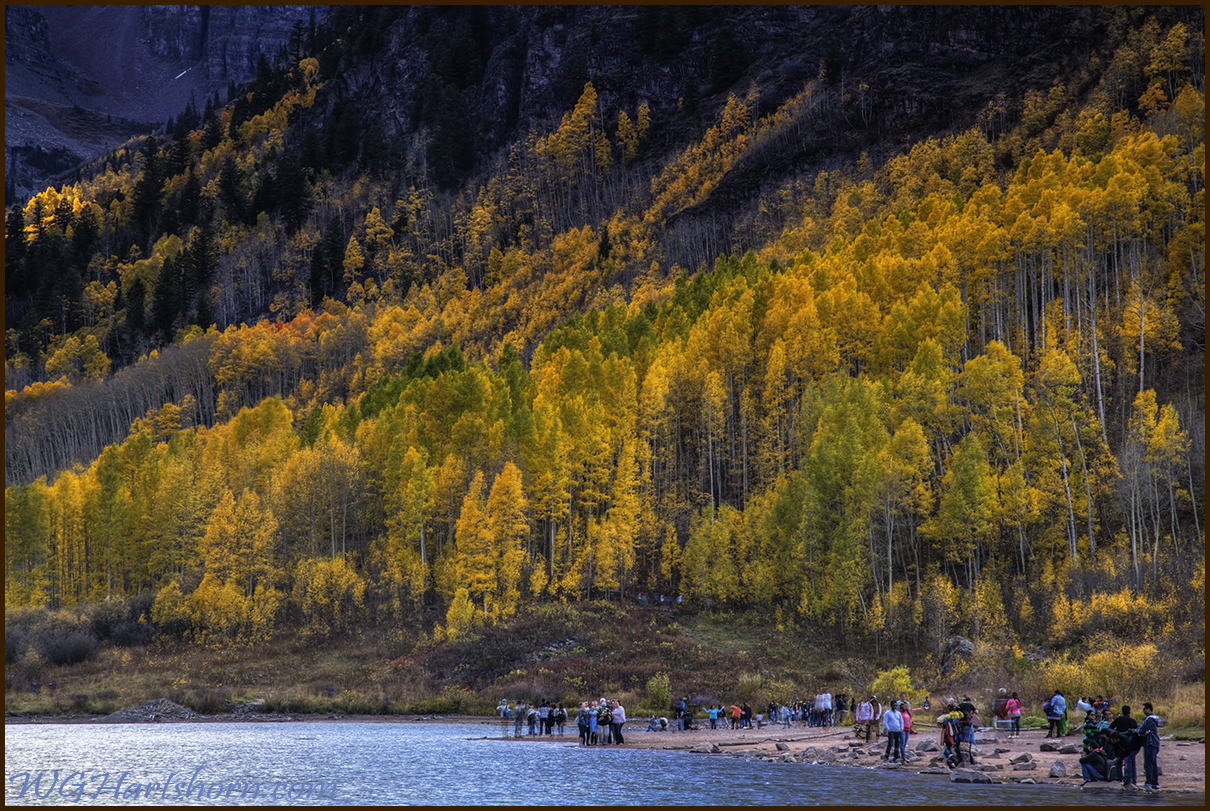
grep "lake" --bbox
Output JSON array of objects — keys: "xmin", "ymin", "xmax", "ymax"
[{"xmin": 5, "ymin": 721, "xmax": 1203, "ymax": 806}]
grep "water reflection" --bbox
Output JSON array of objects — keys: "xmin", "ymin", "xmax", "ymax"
[{"xmin": 5, "ymin": 722, "xmax": 1202, "ymax": 806}]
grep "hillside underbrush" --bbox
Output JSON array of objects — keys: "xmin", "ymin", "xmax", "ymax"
[{"xmin": 5, "ymin": 602, "xmax": 1203, "ymax": 741}]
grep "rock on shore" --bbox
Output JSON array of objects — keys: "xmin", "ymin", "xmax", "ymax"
[{"xmin": 100, "ymin": 699, "xmax": 199, "ymax": 723}]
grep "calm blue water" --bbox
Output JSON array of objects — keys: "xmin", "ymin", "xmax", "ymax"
[{"xmin": 4, "ymin": 722, "xmax": 1202, "ymax": 806}]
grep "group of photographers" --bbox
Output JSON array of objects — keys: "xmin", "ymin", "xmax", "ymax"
[{"xmin": 1076, "ymin": 699, "xmax": 1164, "ymax": 791}]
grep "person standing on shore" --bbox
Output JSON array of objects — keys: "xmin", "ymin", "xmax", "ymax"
[
  {"xmin": 610, "ymin": 700, "xmax": 627, "ymax": 745},
  {"xmin": 1005, "ymin": 692, "xmax": 1022, "ymax": 738},
  {"xmin": 1045, "ymin": 690, "xmax": 1066, "ymax": 737},
  {"xmin": 538, "ymin": 699, "xmax": 551, "ymax": 735},
  {"xmin": 957, "ymin": 697, "xmax": 978, "ymax": 765},
  {"xmin": 1109, "ymin": 705, "xmax": 1139, "ymax": 786},
  {"xmin": 901, "ymin": 702, "xmax": 914, "ymax": 753},
  {"xmin": 577, "ymin": 702, "xmax": 591, "ymax": 746},
  {"xmin": 588, "ymin": 701, "xmax": 599, "ymax": 744},
  {"xmin": 857, "ymin": 696, "xmax": 875, "ymax": 743},
  {"xmin": 882, "ymin": 701, "xmax": 905, "ymax": 763},
  {"xmin": 1138, "ymin": 703, "xmax": 1162, "ymax": 791}
]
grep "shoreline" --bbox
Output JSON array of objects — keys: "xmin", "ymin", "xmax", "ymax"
[{"xmin": 7, "ymin": 709, "xmax": 1205, "ymax": 796}]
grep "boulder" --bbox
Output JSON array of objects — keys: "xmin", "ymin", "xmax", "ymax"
[
  {"xmin": 950, "ymin": 768, "xmax": 993, "ymax": 784},
  {"xmin": 820, "ymin": 749, "xmax": 838, "ymax": 763},
  {"xmin": 1058, "ymin": 743, "xmax": 1081, "ymax": 755},
  {"xmin": 1048, "ymin": 761, "xmax": 1067, "ymax": 778},
  {"xmin": 1012, "ymin": 761, "xmax": 1038, "ymax": 771},
  {"xmin": 801, "ymin": 747, "xmax": 820, "ymax": 759},
  {"xmin": 1009, "ymin": 752, "xmax": 1033, "ymax": 765},
  {"xmin": 775, "ymin": 742, "xmax": 790, "ymax": 751},
  {"xmin": 916, "ymin": 738, "xmax": 940, "ymax": 752},
  {"xmin": 918, "ymin": 767, "xmax": 952, "ymax": 775},
  {"xmin": 975, "ymin": 763, "xmax": 1002, "ymax": 772},
  {"xmin": 1039, "ymin": 740, "xmax": 1061, "ymax": 752},
  {"xmin": 941, "ymin": 636, "xmax": 975, "ymax": 677},
  {"xmin": 975, "ymin": 734, "xmax": 999, "ymax": 744}
]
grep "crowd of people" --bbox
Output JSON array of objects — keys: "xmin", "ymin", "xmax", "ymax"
[
  {"xmin": 496, "ymin": 698, "xmax": 626, "ymax": 746},
  {"xmin": 667, "ymin": 693, "xmax": 854, "ymax": 732},
  {"xmin": 1075, "ymin": 700, "xmax": 1165, "ymax": 791},
  {"xmin": 497, "ymin": 687, "xmax": 1168, "ymax": 789}
]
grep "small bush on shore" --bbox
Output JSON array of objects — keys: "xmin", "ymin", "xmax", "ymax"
[{"xmin": 645, "ymin": 672, "xmax": 671, "ymax": 713}]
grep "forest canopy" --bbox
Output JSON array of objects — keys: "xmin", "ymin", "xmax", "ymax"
[{"xmin": 4, "ymin": 9, "xmax": 1204, "ymax": 663}]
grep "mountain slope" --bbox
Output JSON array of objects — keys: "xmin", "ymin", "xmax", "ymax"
[{"xmin": 2, "ymin": 6, "xmax": 1204, "ymax": 674}]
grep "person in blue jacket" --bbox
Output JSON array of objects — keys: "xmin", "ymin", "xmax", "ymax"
[{"xmin": 1137, "ymin": 702, "xmax": 1162, "ymax": 791}]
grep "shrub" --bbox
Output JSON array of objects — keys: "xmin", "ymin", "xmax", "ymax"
[
  {"xmin": 735, "ymin": 673, "xmax": 763, "ymax": 704},
  {"xmin": 870, "ymin": 665, "xmax": 927, "ymax": 706},
  {"xmin": 87, "ymin": 600, "xmax": 128, "ymax": 642},
  {"xmin": 174, "ymin": 687, "xmax": 232, "ymax": 715},
  {"xmin": 645, "ymin": 672, "xmax": 671, "ymax": 713},
  {"xmin": 5, "ymin": 630, "xmax": 31, "ymax": 665},
  {"xmin": 36, "ymin": 628, "xmax": 99, "ymax": 666},
  {"xmin": 151, "ymin": 582, "xmax": 192, "ymax": 640},
  {"xmin": 1021, "ymin": 642, "xmax": 1170, "ymax": 707},
  {"xmin": 110, "ymin": 620, "xmax": 155, "ymax": 648}
]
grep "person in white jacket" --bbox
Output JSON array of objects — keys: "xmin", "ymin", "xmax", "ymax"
[
  {"xmin": 856, "ymin": 697, "xmax": 875, "ymax": 743},
  {"xmin": 610, "ymin": 700, "xmax": 627, "ymax": 745}
]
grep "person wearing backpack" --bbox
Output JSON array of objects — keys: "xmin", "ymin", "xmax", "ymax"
[
  {"xmin": 1044, "ymin": 690, "xmax": 1066, "ymax": 737},
  {"xmin": 1109, "ymin": 705, "xmax": 1139, "ymax": 786}
]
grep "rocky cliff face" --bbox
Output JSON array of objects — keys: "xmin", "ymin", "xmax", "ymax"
[
  {"xmin": 5, "ymin": 5, "xmax": 318, "ymax": 202},
  {"xmin": 317, "ymin": 5, "xmax": 1102, "ymax": 169},
  {"xmin": 142, "ymin": 5, "xmax": 317, "ymax": 85}
]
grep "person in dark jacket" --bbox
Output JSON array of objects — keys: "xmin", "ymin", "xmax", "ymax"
[
  {"xmin": 1079, "ymin": 747, "xmax": 1111, "ymax": 783},
  {"xmin": 1108, "ymin": 705, "xmax": 1139, "ymax": 786}
]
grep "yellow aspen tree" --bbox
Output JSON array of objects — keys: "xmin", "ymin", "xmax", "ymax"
[
  {"xmin": 485, "ymin": 462, "xmax": 529, "ymax": 618},
  {"xmin": 444, "ymin": 587, "xmax": 477, "ymax": 640},
  {"xmin": 1146, "ymin": 401, "xmax": 1191, "ymax": 561},
  {"xmin": 454, "ymin": 470, "xmax": 494, "ymax": 610},
  {"xmin": 958, "ymin": 340, "xmax": 1026, "ymax": 463},
  {"xmin": 343, "ymin": 236, "xmax": 365, "ymax": 284},
  {"xmin": 5, "ymin": 478, "xmax": 52, "ymax": 607},
  {"xmin": 528, "ymin": 406, "xmax": 569, "ymax": 595},
  {"xmin": 1000, "ymin": 460, "xmax": 1040, "ymax": 575},
  {"xmin": 605, "ymin": 438, "xmax": 641, "ymax": 595},
  {"xmin": 291, "ymin": 556, "xmax": 365, "ymax": 638},
  {"xmin": 617, "ymin": 110, "xmax": 638, "ymax": 162},
  {"xmin": 636, "ymin": 103, "xmax": 650, "ymax": 140}
]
